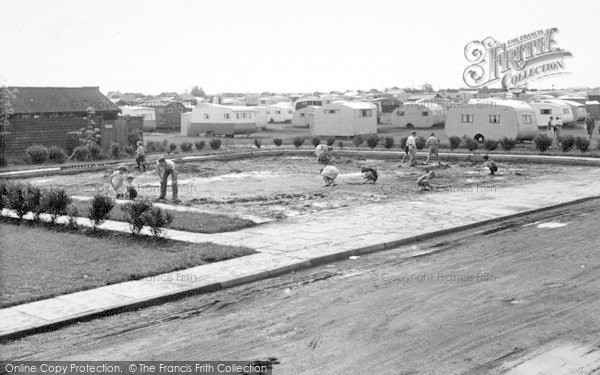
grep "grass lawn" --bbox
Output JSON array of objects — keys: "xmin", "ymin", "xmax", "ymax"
[
  {"xmin": 0, "ymin": 222, "xmax": 256, "ymax": 307},
  {"xmin": 68, "ymin": 199, "xmax": 257, "ymax": 234}
]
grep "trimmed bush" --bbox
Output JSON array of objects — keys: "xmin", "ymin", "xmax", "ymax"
[
  {"xmin": 72, "ymin": 146, "xmax": 89, "ymax": 161},
  {"xmin": 89, "ymin": 143, "xmax": 102, "ymax": 160},
  {"xmin": 168, "ymin": 143, "xmax": 177, "ymax": 153},
  {"xmin": 141, "ymin": 206, "xmax": 173, "ymax": 239},
  {"xmin": 88, "ymin": 195, "xmax": 115, "ymax": 232},
  {"xmin": 121, "ymin": 199, "xmax": 153, "ymax": 235},
  {"xmin": 559, "ymin": 135, "xmax": 575, "ymax": 152},
  {"xmin": 6, "ymin": 183, "xmax": 28, "ymax": 222},
  {"xmin": 161, "ymin": 139, "xmax": 169, "ymax": 152},
  {"xmin": 25, "ymin": 145, "xmax": 49, "ymax": 164},
  {"xmin": 127, "ymin": 128, "xmax": 143, "ymax": 147},
  {"xmin": 353, "ymin": 135, "xmax": 364, "ymax": 147},
  {"xmin": 147, "ymin": 141, "xmax": 157, "ymax": 152},
  {"xmin": 124, "ymin": 145, "xmax": 135, "ymax": 156},
  {"xmin": 194, "ymin": 140, "xmax": 205, "ymax": 151},
  {"xmin": 42, "ymin": 188, "xmax": 71, "ymax": 224},
  {"xmin": 25, "ymin": 185, "xmax": 43, "ymax": 222},
  {"xmin": 110, "ymin": 142, "xmax": 121, "ymax": 159},
  {"xmin": 66, "ymin": 206, "xmax": 79, "ymax": 230},
  {"xmin": 273, "ymin": 138, "xmax": 283, "ymax": 147},
  {"xmin": 500, "ymin": 137, "xmax": 516, "ymax": 151},
  {"xmin": 311, "ymin": 137, "xmax": 321, "ymax": 147},
  {"xmin": 484, "ymin": 139, "xmax": 498, "ymax": 151},
  {"xmin": 254, "ymin": 139, "xmax": 262, "ymax": 149},
  {"xmin": 449, "ymin": 136, "xmax": 461, "ymax": 151},
  {"xmin": 415, "ymin": 136, "xmax": 426, "ymax": 150},
  {"xmin": 383, "ymin": 137, "xmax": 394, "ymax": 149},
  {"xmin": 48, "ymin": 146, "xmax": 68, "ymax": 164},
  {"xmin": 337, "ymin": 141, "xmax": 345, "ymax": 148},
  {"xmin": 366, "ymin": 134, "xmax": 378, "ymax": 148},
  {"xmin": 574, "ymin": 136, "xmax": 590, "ymax": 152},
  {"xmin": 464, "ymin": 138, "xmax": 479, "ymax": 151},
  {"xmin": 209, "ymin": 138, "xmax": 221, "ymax": 150},
  {"xmin": 326, "ymin": 136, "xmax": 336, "ymax": 146},
  {"xmin": 293, "ymin": 137, "xmax": 304, "ymax": 148},
  {"xmin": 180, "ymin": 141, "xmax": 193, "ymax": 152},
  {"xmin": 534, "ymin": 134, "xmax": 553, "ymax": 152},
  {"xmin": 0, "ymin": 181, "xmax": 8, "ymax": 210}
]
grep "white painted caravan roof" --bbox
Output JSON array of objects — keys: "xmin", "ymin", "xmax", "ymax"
[
  {"xmin": 561, "ymin": 99, "xmax": 586, "ymax": 108},
  {"xmin": 467, "ymin": 99, "xmax": 533, "ymax": 111},
  {"xmin": 532, "ymin": 98, "xmax": 571, "ymax": 108},
  {"xmin": 268, "ymin": 102, "xmax": 293, "ymax": 109},
  {"xmin": 203, "ymin": 103, "xmax": 254, "ymax": 112},
  {"xmin": 329, "ymin": 101, "xmax": 374, "ymax": 110}
]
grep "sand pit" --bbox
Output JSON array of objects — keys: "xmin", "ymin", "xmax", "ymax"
[{"xmin": 19, "ymin": 156, "xmax": 592, "ymax": 220}]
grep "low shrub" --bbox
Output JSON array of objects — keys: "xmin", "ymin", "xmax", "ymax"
[
  {"xmin": 25, "ymin": 145, "xmax": 49, "ymax": 164},
  {"xmin": 42, "ymin": 188, "xmax": 72, "ymax": 224},
  {"xmin": 500, "ymin": 137, "xmax": 516, "ymax": 151},
  {"xmin": 72, "ymin": 146, "xmax": 90, "ymax": 161},
  {"xmin": 146, "ymin": 141, "xmax": 157, "ymax": 153},
  {"xmin": 415, "ymin": 136, "xmax": 426, "ymax": 150},
  {"xmin": 65, "ymin": 206, "xmax": 79, "ymax": 230},
  {"xmin": 48, "ymin": 146, "xmax": 68, "ymax": 164},
  {"xmin": 293, "ymin": 136, "xmax": 304, "ymax": 148},
  {"xmin": 254, "ymin": 139, "xmax": 262, "ymax": 149},
  {"xmin": 141, "ymin": 206, "xmax": 173, "ymax": 239},
  {"xmin": 195, "ymin": 140, "xmax": 205, "ymax": 151},
  {"xmin": 88, "ymin": 195, "xmax": 115, "ymax": 232},
  {"xmin": 89, "ymin": 143, "xmax": 102, "ymax": 160},
  {"xmin": 353, "ymin": 135, "xmax": 364, "ymax": 147},
  {"xmin": 124, "ymin": 145, "xmax": 135, "ymax": 156},
  {"xmin": 121, "ymin": 199, "xmax": 153, "ymax": 235},
  {"xmin": 209, "ymin": 138, "xmax": 221, "ymax": 150},
  {"xmin": 464, "ymin": 137, "xmax": 479, "ymax": 151},
  {"xmin": 25, "ymin": 185, "xmax": 43, "ymax": 222},
  {"xmin": 180, "ymin": 142, "xmax": 193, "ymax": 152},
  {"xmin": 110, "ymin": 142, "xmax": 121, "ymax": 159},
  {"xmin": 273, "ymin": 138, "xmax": 283, "ymax": 147},
  {"xmin": 366, "ymin": 134, "xmax": 379, "ymax": 148},
  {"xmin": 534, "ymin": 134, "xmax": 553, "ymax": 152},
  {"xmin": 484, "ymin": 139, "xmax": 498, "ymax": 151},
  {"xmin": 559, "ymin": 135, "xmax": 575, "ymax": 152},
  {"xmin": 0, "ymin": 180, "xmax": 8, "ymax": 210},
  {"xmin": 168, "ymin": 143, "xmax": 177, "ymax": 153},
  {"xmin": 311, "ymin": 137, "xmax": 321, "ymax": 147},
  {"xmin": 326, "ymin": 136, "xmax": 336, "ymax": 146},
  {"xmin": 449, "ymin": 136, "xmax": 461, "ymax": 151},
  {"xmin": 6, "ymin": 183, "xmax": 28, "ymax": 222},
  {"xmin": 574, "ymin": 136, "xmax": 590, "ymax": 152},
  {"xmin": 160, "ymin": 139, "xmax": 169, "ymax": 152},
  {"xmin": 383, "ymin": 137, "xmax": 394, "ymax": 149},
  {"xmin": 337, "ymin": 141, "xmax": 345, "ymax": 148}
]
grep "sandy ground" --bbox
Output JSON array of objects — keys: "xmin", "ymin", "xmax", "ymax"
[
  {"xmin": 3, "ymin": 200, "xmax": 599, "ymax": 374},
  {"xmin": 18, "ymin": 156, "xmax": 593, "ymax": 220}
]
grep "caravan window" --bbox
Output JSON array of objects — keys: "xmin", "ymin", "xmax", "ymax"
[
  {"xmin": 326, "ymin": 109, "xmax": 338, "ymax": 115},
  {"xmin": 541, "ymin": 109, "xmax": 551, "ymax": 115},
  {"xmin": 359, "ymin": 109, "xmax": 372, "ymax": 117},
  {"xmin": 204, "ymin": 114, "xmax": 210, "ymax": 119},
  {"xmin": 522, "ymin": 115, "xmax": 532, "ymax": 124},
  {"xmin": 224, "ymin": 113, "xmax": 230, "ymax": 120},
  {"xmin": 275, "ymin": 111, "xmax": 282, "ymax": 115},
  {"xmin": 300, "ymin": 113, "xmax": 305, "ymax": 117},
  {"xmin": 461, "ymin": 114, "xmax": 474, "ymax": 123},
  {"xmin": 489, "ymin": 115, "xmax": 500, "ymax": 123},
  {"xmin": 242, "ymin": 113, "xmax": 247, "ymax": 119},
  {"xmin": 562, "ymin": 108, "xmax": 569, "ymax": 114},
  {"xmin": 397, "ymin": 111, "xmax": 405, "ymax": 116},
  {"xmin": 422, "ymin": 111, "xmax": 429, "ymax": 116}
]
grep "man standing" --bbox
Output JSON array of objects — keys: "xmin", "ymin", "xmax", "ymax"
[
  {"xmin": 406, "ymin": 131, "xmax": 417, "ymax": 167},
  {"xmin": 585, "ymin": 116, "xmax": 595, "ymax": 139},
  {"xmin": 156, "ymin": 158, "xmax": 178, "ymax": 201},
  {"xmin": 425, "ymin": 132, "xmax": 440, "ymax": 165}
]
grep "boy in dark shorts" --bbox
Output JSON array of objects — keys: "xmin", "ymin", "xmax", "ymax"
[{"xmin": 483, "ymin": 155, "xmax": 498, "ymax": 175}]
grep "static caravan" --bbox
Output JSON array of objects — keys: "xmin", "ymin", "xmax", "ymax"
[
  {"xmin": 120, "ymin": 106, "xmax": 157, "ymax": 131},
  {"xmin": 181, "ymin": 104, "xmax": 257, "ymax": 137},
  {"xmin": 254, "ymin": 106, "xmax": 268, "ymax": 129},
  {"xmin": 528, "ymin": 99, "xmax": 575, "ymax": 126},
  {"xmin": 587, "ymin": 101, "xmax": 600, "ymax": 119},
  {"xmin": 267, "ymin": 102, "xmax": 294, "ymax": 123},
  {"xmin": 391, "ymin": 102, "xmax": 445, "ymax": 128},
  {"xmin": 445, "ymin": 99, "xmax": 538, "ymax": 142},
  {"xmin": 561, "ymin": 99, "xmax": 588, "ymax": 122},
  {"xmin": 559, "ymin": 95, "xmax": 587, "ymax": 105},
  {"xmin": 311, "ymin": 101, "xmax": 377, "ymax": 137}
]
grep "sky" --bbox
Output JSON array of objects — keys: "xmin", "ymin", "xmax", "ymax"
[{"xmin": 1, "ymin": 0, "xmax": 599, "ymax": 95}]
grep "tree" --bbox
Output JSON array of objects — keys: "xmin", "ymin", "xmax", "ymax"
[
  {"xmin": 421, "ymin": 83, "xmax": 434, "ymax": 93},
  {"xmin": 190, "ymin": 85, "xmax": 206, "ymax": 98},
  {"xmin": 0, "ymin": 86, "xmax": 17, "ymax": 166}
]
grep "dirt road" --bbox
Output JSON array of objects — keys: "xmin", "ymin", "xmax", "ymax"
[{"xmin": 2, "ymin": 200, "xmax": 600, "ymax": 374}]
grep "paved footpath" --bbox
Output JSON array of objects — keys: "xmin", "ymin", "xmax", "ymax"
[{"xmin": 1, "ymin": 160, "xmax": 600, "ymax": 339}]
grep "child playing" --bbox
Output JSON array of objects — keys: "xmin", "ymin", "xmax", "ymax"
[
  {"xmin": 320, "ymin": 165, "xmax": 340, "ymax": 187},
  {"xmin": 483, "ymin": 155, "xmax": 498, "ymax": 175},
  {"xmin": 361, "ymin": 166, "xmax": 378, "ymax": 184},
  {"xmin": 135, "ymin": 141, "xmax": 146, "ymax": 171},
  {"xmin": 125, "ymin": 175, "xmax": 137, "ymax": 200},
  {"xmin": 417, "ymin": 171, "xmax": 435, "ymax": 191},
  {"xmin": 110, "ymin": 166, "xmax": 127, "ymax": 199}
]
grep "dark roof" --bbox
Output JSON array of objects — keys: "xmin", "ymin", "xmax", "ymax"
[{"xmin": 8, "ymin": 87, "xmax": 119, "ymax": 114}]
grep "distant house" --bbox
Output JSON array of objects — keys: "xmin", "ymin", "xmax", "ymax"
[
  {"xmin": 5, "ymin": 87, "xmax": 119, "ymax": 155},
  {"xmin": 119, "ymin": 106, "xmax": 157, "ymax": 131},
  {"xmin": 311, "ymin": 101, "xmax": 377, "ymax": 136},
  {"xmin": 181, "ymin": 104, "xmax": 257, "ymax": 137},
  {"xmin": 179, "ymin": 93, "xmax": 198, "ymax": 109}
]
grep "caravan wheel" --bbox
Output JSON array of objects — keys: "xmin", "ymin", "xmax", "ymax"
[
  {"xmin": 406, "ymin": 124, "xmax": 414, "ymax": 129},
  {"xmin": 474, "ymin": 134, "xmax": 485, "ymax": 143}
]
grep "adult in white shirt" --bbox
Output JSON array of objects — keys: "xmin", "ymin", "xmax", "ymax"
[
  {"xmin": 156, "ymin": 158, "xmax": 178, "ymax": 200},
  {"xmin": 406, "ymin": 131, "xmax": 417, "ymax": 166}
]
